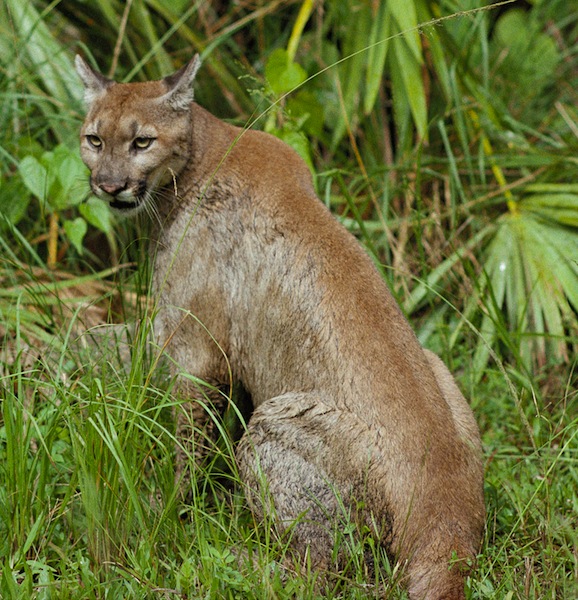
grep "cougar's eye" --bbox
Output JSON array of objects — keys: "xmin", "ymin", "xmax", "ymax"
[
  {"xmin": 133, "ymin": 137, "xmax": 155, "ymax": 150},
  {"xmin": 86, "ymin": 134, "xmax": 102, "ymax": 149}
]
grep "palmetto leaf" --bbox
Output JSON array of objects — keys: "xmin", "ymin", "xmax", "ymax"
[
  {"xmin": 521, "ymin": 192, "xmax": 578, "ymax": 228},
  {"xmin": 471, "ymin": 209, "xmax": 578, "ymax": 377},
  {"xmin": 405, "ymin": 190, "xmax": 578, "ymax": 378}
]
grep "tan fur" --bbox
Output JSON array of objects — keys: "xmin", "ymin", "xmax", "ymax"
[{"xmin": 76, "ymin": 55, "xmax": 485, "ymax": 599}]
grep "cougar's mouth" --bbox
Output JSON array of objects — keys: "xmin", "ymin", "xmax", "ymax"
[
  {"xmin": 105, "ymin": 180, "xmax": 148, "ymax": 214},
  {"xmin": 109, "ymin": 197, "xmax": 142, "ymax": 211}
]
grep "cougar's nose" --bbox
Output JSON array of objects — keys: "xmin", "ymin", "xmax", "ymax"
[{"xmin": 99, "ymin": 182, "xmax": 127, "ymax": 196}]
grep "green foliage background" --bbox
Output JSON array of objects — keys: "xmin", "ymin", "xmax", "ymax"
[{"xmin": 0, "ymin": 0, "xmax": 577, "ymax": 598}]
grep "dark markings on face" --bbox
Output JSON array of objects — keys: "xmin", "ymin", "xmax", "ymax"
[{"xmin": 129, "ymin": 120, "xmax": 139, "ymax": 139}]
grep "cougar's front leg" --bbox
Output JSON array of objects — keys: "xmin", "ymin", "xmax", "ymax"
[
  {"xmin": 173, "ymin": 377, "xmax": 230, "ymax": 496},
  {"xmin": 154, "ymin": 308, "xmax": 231, "ymax": 498}
]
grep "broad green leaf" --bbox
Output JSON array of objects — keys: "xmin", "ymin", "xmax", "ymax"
[
  {"xmin": 272, "ymin": 129, "xmax": 314, "ymax": 175},
  {"xmin": 286, "ymin": 90, "xmax": 325, "ymax": 138},
  {"xmin": 519, "ymin": 223, "xmax": 556, "ymax": 364},
  {"xmin": 39, "ymin": 150, "xmax": 59, "ymax": 194},
  {"xmin": 79, "ymin": 198, "xmax": 113, "ymax": 234},
  {"xmin": 19, "ymin": 145, "xmax": 89, "ymax": 210},
  {"xmin": 18, "ymin": 156, "xmax": 49, "ymax": 201},
  {"xmin": 57, "ymin": 156, "xmax": 88, "ymax": 200},
  {"xmin": 51, "ymin": 144, "xmax": 72, "ymax": 164},
  {"xmin": 265, "ymin": 48, "xmax": 307, "ymax": 96},
  {"xmin": 504, "ymin": 220, "xmax": 527, "ymax": 330},
  {"xmin": 0, "ymin": 176, "xmax": 31, "ymax": 226},
  {"xmin": 64, "ymin": 218, "xmax": 87, "ymax": 255},
  {"xmin": 472, "ymin": 212, "xmax": 578, "ymax": 373}
]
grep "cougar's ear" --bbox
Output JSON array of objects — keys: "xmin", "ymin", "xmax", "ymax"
[
  {"xmin": 162, "ymin": 54, "xmax": 201, "ymax": 111},
  {"xmin": 75, "ymin": 55, "xmax": 113, "ymax": 105}
]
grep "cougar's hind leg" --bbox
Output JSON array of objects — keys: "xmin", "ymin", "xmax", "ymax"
[
  {"xmin": 236, "ymin": 393, "xmax": 363, "ymax": 571},
  {"xmin": 236, "ymin": 383, "xmax": 485, "ymax": 600}
]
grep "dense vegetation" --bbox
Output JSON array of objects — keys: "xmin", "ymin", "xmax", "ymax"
[{"xmin": 0, "ymin": 0, "xmax": 577, "ymax": 597}]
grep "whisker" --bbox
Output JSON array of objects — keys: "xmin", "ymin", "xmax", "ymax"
[{"xmin": 144, "ymin": 189, "xmax": 164, "ymax": 231}]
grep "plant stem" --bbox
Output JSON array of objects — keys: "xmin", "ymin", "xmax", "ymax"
[
  {"xmin": 48, "ymin": 211, "xmax": 58, "ymax": 268},
  {"xmin": 469, "ymin": 109, "xmax": 518, "ymax": 215},
  {"xmin": 287, "ymin": 0, "xmax": 315, "ymax": 62}
]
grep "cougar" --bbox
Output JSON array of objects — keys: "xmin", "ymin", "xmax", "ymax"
[{"xmin": 75, "ymin": 54, "xmax": 485, "ymax": 599}]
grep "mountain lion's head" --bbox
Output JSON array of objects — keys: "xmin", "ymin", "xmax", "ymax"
[{"xmin": 75, "ymin": 55, "xmax": 201, "ymax": 216}]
